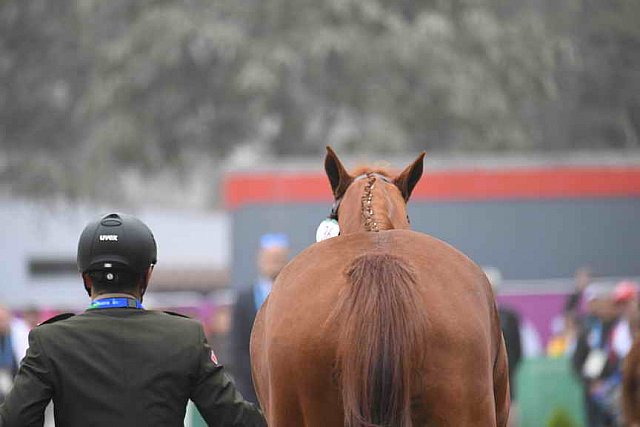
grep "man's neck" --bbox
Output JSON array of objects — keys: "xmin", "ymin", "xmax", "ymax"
[{"xmin": 91, "ymin": 293, "xmax": 138, "ymax": 302}]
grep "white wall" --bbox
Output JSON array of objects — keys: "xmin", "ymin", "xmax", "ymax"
[{"xmin": 0, "ymin": 198, "xmax": 229, "ymax": 309}]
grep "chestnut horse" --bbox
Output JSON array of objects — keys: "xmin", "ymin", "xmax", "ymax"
[
  {"xmin": 250, "ymin": 147, "xmax": 510, "ymax": 426},
  {"xmin": 623, "ymin": 337, "xmax": 640, "ymax": 426}
]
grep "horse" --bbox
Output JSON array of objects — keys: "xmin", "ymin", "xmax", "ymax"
[
  {"xmin": 250, "ymin": 147, "xmax": 510, "ymax": 426},
  {"xmin": 623, "ymin": 336, "xmax": 640, "ymax": 426}
]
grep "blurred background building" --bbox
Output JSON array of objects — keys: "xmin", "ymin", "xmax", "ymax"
[{"xmin": 1, "ymin": 0, "xmax": 639, "ymax": 425}]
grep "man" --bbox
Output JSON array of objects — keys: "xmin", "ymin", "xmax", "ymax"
[
  {"xmin": 565, "ymin": 267, "xmax": 592, "ymax": 309},
  {"xmin": 0, "ymin": 213, "xmax": 265, "ymax": 426},
  {"xmin": 572, "ymin": 284, "xmax": 620, "ymax": 427},
  {"xmin": 231, "ymin": 233, "xmax": 289, "ymax": 403},
  {"xmin": 564, "ymin": 266, "xmax": 593, "ymax": 328}
]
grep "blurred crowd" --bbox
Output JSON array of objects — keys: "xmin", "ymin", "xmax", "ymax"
[{"xmin": 494, "ymin": 266, "xmax": 639, "ymax": 427}]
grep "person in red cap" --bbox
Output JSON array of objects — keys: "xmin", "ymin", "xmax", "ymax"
[
  {"xmin": 572, "ymin": 283, "xmax": 622, "ymax": 426},
  {"xmin": 615, "ymin": 281, "xmax": 639, "ymax": 301}
]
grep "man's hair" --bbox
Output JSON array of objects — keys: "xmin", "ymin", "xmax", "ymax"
[{"xmin": 86, "ymin": 269, "xmax": 145, "ymax": 295}]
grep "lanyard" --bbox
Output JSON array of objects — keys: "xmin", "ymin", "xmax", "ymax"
[{"xmin": 89, "ymin": 297, "xmax": 143, "ymax": 310}]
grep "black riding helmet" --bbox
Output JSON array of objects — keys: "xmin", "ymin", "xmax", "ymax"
[{"xmin": 78, "ymin": 213, "xmax": 157, "ymax": 286}]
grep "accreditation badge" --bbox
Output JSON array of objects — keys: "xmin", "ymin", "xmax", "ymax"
[{"xmin": 583, "ymin": 349, "xmax": 608, "ymax": 379}]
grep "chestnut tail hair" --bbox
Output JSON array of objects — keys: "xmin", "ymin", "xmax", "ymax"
[{"xmin": 337, "ymin": 253, "xmax": 426, "ymax": 427}]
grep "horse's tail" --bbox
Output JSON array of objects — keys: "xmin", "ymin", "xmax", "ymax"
[
  {"xmin": 337, "ymin": 253, "xmax": 426, "ymax": 427},
  {"xmin": 622, "ymin": 338, "xmax": 640, "ymax": 425}
]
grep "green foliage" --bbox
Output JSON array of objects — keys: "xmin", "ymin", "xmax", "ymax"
[{"xmin": 0, "ymin": 0, "xmax": 637, "ymax": 202}]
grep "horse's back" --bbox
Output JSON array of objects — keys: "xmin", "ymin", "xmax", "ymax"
[
  {"xmin": 274, "ymin": 229, "xmax": 488, "ymax": 294},
  {"xmin": 269, "ymin": 229, "xmax": 495, "ymax": 331},
  {"xmin": 252, "ymin": 229, "xmax": 504, "ymax": 426}
]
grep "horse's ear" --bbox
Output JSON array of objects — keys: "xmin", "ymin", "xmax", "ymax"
[
  {"xmin": 394, "ymin": 152, "xmax": 426, "ymax": 201},
  {"xmin": 324, "ymin": 146, "xmax": 353, "ymax": 198}
]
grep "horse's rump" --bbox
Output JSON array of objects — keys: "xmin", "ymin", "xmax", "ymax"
[{"xmin": 252, "ymin": 230, "xmax": 503, "ymax": 426}]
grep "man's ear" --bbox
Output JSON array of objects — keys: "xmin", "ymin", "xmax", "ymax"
[
  {"xmin": 140, "ymin": 266, "xmax": 154, "ymax": 298},
  {"xmin": 324, "ymin": 146, "xmax": 353, "ymax": 198},
  {"xmin": 82, "ymin": 273, "xmax": 93, "ymax": 297},
  {"xmin": 145, "ymin": 265, "xmax": 154, "ymax": 284},
  {"xmin": 394, "ymin": 152, "xmax": 426, "ymax": 201}
]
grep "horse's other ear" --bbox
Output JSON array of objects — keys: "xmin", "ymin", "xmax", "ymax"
[
  {"xmin": 394, "ymin": 151, "xmax": 426, "ymax": 201},
  {"xmin": 325, "ymin": 146, "xmax": 353, "ymax": 198}
]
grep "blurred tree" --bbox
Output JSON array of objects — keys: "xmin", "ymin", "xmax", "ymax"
[
  {"xmin": 0, "ymin": 0, "xmax": 636, "ymax": 203},
  {"xmin": 0, "ymin": 0, "xmax": 91, "ymax": 196},
  {"xmin": 570, "ymin": 0, "xmax": 640, "ymax": 149},
  {"xmin": 79, "ymin": 0, "xmax": 568, "ymax": 156}
]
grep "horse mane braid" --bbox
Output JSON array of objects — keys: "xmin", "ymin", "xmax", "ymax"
[{"xmin": 361, "ymin": 174, "xmax": 379, "ymax": 232}]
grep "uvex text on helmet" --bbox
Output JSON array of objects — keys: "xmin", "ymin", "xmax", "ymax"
[{"xmin": 77, "ymin": 213, "xmax": 157, "ymax": 273}]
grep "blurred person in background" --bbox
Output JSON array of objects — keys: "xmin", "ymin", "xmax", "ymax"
[
  {"xmin": 572, "ymin": 284, "xmax": 623, "ymax": 427},
  {"xmin": 564, "ymin": 266, "xmax": 593, "ymax": 325},
  {"xmin": 519, "ymin": 319, "xmax": 543, "ymax": 359},
  {"xmin": 546, "ymin": 267, "xmax": 592, "ymax": 358},
  {"xmin": 0, "ymin": 213, "xmax": 265, "ymax": 426},
  {"xmin": 206, "ymin": 304, "xmax": 234, "ymax": 374},
  {"xmin": 0, "ymin": 306, "xmax": 29, "ymax": 403},
  {"xmin": 231, "ymin": 233, "xmax": 290, "ymax": 404},
  {"xmin": 19, "ymin": 307, "xmax": 42, "ymax": 330},
  {"xmin": 484, "ymin": 267, "xmax": 522, "ymax": 427},
  {"xmin": 546, "ymin": 268, "xmax": 592, "ymax": 358},
  {"xmin": 547, "ymin": 314, "xmax": 580, "ymax": 358},
  {"xmin": 13, "ymin": 306, "xmax": 54, "ymax": 426},
  {"xmin": 612, "ymin": 281, "xmax": 639, "ymax": 360}
]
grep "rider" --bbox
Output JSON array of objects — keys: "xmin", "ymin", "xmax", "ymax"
[{"xmin": 0, "ymin": 213, "xmax": 265, "ymax": 426}]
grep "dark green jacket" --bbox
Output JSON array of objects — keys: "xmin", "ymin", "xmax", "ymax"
[{"xmin": 0, "ymin": 308, "xmax": 265, "ymax": 427}]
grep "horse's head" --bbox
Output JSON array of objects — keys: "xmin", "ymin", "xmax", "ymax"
[{"xmin": 324, "ymin": 146, "xmax": 425, "ymax": 235}]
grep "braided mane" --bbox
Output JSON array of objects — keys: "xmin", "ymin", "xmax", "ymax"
[{"xmin": 361, "ymin": 174, "xmax": 379, "ymax": 232}]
